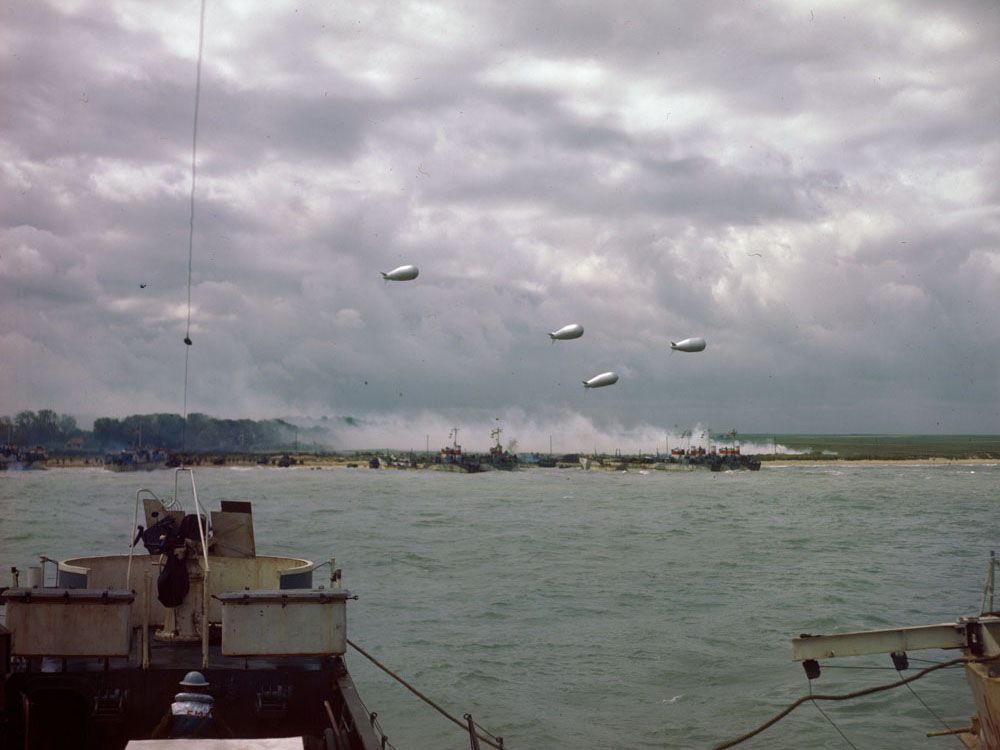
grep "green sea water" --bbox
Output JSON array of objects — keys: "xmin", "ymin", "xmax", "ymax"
[{"xmin": 2, "ymin": 463, "xmax": 998, "ymax": 749}]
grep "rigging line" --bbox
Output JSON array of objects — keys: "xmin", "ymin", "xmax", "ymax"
[
  {"xmin": 347, "ymin": 638, "xmax": 505, "ymax": 750},
  {"xmin": 324, "ymin": 701, "xmax": 395, "ymax": 750},
  {"xmin": 808, "ymin": 679, "xmax": 859, "ymax": 750},
  {"xmin": 186, "ymin": 0, "xmax": 206, "ymax": 342},
  {"xmin": 909, "ymin": 657, "xmax": 964, "ymax": 666},
  {"xmin": 182, "ymin": 0, "xmax": 206, "ymax": 450},
  {"xmin": 896, "ymin": 668, "xmax": 964, "ymax": 746},
  {"xmin": 182, "ymin": 346, "xmax": 190, "ymax": 450},
  {"xmin": 712, "ymin": 656, "xmax": 974, "ymax": 750},
  {"xmin": 341, "ymin": 690, "xmax": 396, "ymax": 750}
]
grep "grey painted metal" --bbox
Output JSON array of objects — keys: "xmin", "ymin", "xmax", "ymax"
[
  {"xmin": 202, "ymin": 566, "xmax": 210, "ymax": 667},
  {"xmin": 211, "ymin": 509, "xmax": 256, "ymax": 558},
  {"xmin": 982, "ymin": 550, "xmax": 998, "ymax": 614},
  {"xmin": 335, "ymin": 667, "xmax": 385, "ymax": 750},
  {"xmin": 792, "ymin": 621, "xmax": 969, "ymax": 660},
  {"xmin": 142, "ymin": 571, "xmax": 151, "ymax": 669},
  {"xmin": 57, "ymin": 553, "xmax": 319, "ymax": 626},
  {"xmin": 126, "ymin": 739, "xmax": 306, "ymax": 749},
  {"xmin": 279, "ymin": 569, "xmax": 314, "ymax": 589},
  {"xmin": 218, "ymin": 590, "xmax": 350, "ymax": 656},
  {"xmin": 5, "ymin": 588, "xmax": 135, "ymax": 657},
  {"xmin": 56, "ymin": 566, "xmax": 87, "ymax": 588},
  {"xmin": 217, "ymin": 590, "xmax": 351, "ymax": 604}
]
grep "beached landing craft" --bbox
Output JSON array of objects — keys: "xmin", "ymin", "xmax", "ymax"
[
  {"xmin": 484, "ymin": 424, "xmax": 519, "ymax": 471},
  {"xmin": 670, "ymin": 337, "xmax": 706, "ymax": 352},
  {"xmin": 104, "ymin": 448, "xmax": 169, "ymax": 472},
  {"xmin": 583, "ymin": 372, "xmax": 619, "ymax": 389},
  {"xmin": 380, "ymin": 265, "xmax": 419, "ymax": 281},
  {"xmin": 429, "ymin": 428, "xmax": 484, "ymax": 473},
  {"xmin": 0, "ymin": 445, "xmax": 48, "ymax": 471},
  {"xmin": 548, "ymin": 324, "xmax": 584, "ymax": 341}
]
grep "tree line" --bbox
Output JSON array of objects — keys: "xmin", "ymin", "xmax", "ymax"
[{"xmin": 1, "ymin": 410, "xmax": 332, "ymax": 453}]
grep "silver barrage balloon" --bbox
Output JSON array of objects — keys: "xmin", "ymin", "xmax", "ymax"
[
  {"xmin": 670, "ymin": 337, "xmax": 706, "ymax": 352},
  {"xmin": 381, "ymin": 264, "xmax": 419, "ymax": 281},
  {"xmin": 583, "ymin": 371, "xmax": 619, "ymax": 389},
  {"xmin": 548, "ymin": 323, "xmax": 584, "ymax": 341}
]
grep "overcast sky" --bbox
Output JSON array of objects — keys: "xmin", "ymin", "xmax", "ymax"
[{"xmin": 2, "ymin": 1, "xmax": 998, "ymax": 451}]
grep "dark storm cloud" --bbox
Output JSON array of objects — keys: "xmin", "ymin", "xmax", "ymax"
[{"xmin": 2, "ymin": 0, "xmax": 998, "ymax": 441}]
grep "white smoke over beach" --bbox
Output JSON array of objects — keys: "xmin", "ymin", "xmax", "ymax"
[{"xmin": 291, "ymin": 411, "xmax": 804, "ymax": 455}]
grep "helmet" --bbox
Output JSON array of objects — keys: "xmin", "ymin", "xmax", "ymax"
[{"xmin": 179, "ymin": 671, "xmax": 209, "ymax": 687}]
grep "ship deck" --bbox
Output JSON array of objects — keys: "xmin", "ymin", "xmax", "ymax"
[
  {"xmin": 3, "ymin": 625, "xmax": 381, "ymax": 750},
  {"xmin": 22, "ymin": 625, "xmax": 329, "ymax": 674}
]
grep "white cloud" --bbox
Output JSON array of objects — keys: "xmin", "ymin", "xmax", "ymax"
[{"xmin": 2, "ymin": 0, "xmax": 998, "ymax": 435}]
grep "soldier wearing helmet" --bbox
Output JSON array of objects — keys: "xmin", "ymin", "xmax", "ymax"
[{"xmin": 151, "ymin": 671, "xmax": 234, "ymax": 739}]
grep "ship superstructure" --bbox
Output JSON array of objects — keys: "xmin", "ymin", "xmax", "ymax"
[{"xmin": 0, "ymin": 470, "xmax": 382, "ymax": 749}]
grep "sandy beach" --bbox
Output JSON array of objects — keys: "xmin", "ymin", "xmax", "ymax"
[{"xmin": 30, "ymin": 454, "xmax": 999, "ymax": 470}]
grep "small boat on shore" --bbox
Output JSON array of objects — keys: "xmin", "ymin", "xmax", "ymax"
[
  {"xmin": 429, "ymin": 429, "xmax": 484, "ymax": 473},
  {"xmin": 1, "ymin": 444, "xmax": 48, "ymax": 471},
  {"xmin": 654, "ymin": 442, "xmax": 761, "ymax": 472},
  {"xmin": 483, "ymin": 425, "xmax": 519, "ymax": 471},
  {"xmin": 104, "ymin": 448, "xmax": 168, "ymax": 472}
]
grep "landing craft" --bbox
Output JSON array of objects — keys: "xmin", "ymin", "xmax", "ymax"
[
  {"xmin": 549, "ymin": 323, "xmax": 584, "ymax": 341},
  {"xmin": 583, "ymin": 371, "xmax": 619, "ymax": 389},
  {"xmin": 670, "ymin": 337, "xmax": 706, "ymax": 352},
  {"xmin": 381, "ymin": 264, "xmax": 419, "ymax": 281}
]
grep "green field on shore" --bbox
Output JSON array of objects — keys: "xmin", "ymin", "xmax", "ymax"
[{"xmin": 741, "ymin": 434, "xmax": 1000, "ymax": 460}]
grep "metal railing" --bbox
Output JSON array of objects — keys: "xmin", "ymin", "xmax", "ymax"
[
  {"xmin": 982, "ymin": 550, "xmax": 998, "ymax": 614},
  {"xmin": 127, "ymin": 469, "xmax": 212, "ymax": 668}
]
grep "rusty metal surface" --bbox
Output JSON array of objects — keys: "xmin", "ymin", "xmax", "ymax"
[
  {"xmin": 5, "ymin": 588, "xmax": 134, "ymax": 657},
  {"xmin": 220, "ymin": 591, "xmax": 347, "ymax": 656},
  {"xmin": 3, "ymin": 655, "xmax": 371, "ymax": 749},
  {"xmin": 55, "ymin": 554, "xmax": 318, "ymax": 625},
  {"xmin": 210, "ymin": 510, "xmax": 256, "ymax": 558},
  {"xmin": 965, "ymin": 660, "xmax": 1000, "ymax": 750},
  {"xmin": 336, "ymin": 663, "xmax": 386, "ymax": 750},
  {"xmin": 216, "ymin": 590, "xmax": 351, "ymax": 604},
  {"xmin": 792, "ymin": 622, "xmax": 969, "ymax": 660}
]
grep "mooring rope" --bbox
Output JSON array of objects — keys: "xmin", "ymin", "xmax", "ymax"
[
  {"xmin": 181, "ymin": 0, "xmax": 206, "ymax": 450},
  {"xmin": 347, "ymin": 638, "xmax": 505, "ymax": 749},
  {"xmin": 808, "ymin": 679, "xmax": 859, "ymax": 750},
  {"xmin": 897, "ymin": 666, "xmax": 966, "ymax": 747},
  {"xmin": 713, "ymin": 656, "xmax": 974, "ymax": 749}
]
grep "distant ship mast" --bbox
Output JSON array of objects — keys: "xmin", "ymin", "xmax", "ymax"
[{"xmin": 491, "ymin": 421, "xmax": 503, "ymax": 455}]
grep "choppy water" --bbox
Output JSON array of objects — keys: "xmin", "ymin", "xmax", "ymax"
[{"xmin": 1, "ymin": 464, "xmax": 998, "ymax": 749}]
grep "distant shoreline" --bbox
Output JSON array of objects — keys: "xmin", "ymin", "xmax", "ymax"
[
  {"xmin": 25, "ymin": 454, "xmax": 999, "ymax": 470},
  {"xmin": 763, "ymin": 457, "xmax": 997, "ymax": 467}
]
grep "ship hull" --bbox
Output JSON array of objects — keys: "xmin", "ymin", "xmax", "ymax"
[
  {"xmin": 963, "ymin": 659, "xmax": 1000, "ymax": 750},
  {"xmin": 0, "ymin": 495, "xmax": 385, "ymax": 750},
  {"xmin": 429, "ymin": 461, "xmax": 485, "ymax": 473},
  {"xmin": 1, "ymin": 648, "xmax": 380, "ymax": 749}
]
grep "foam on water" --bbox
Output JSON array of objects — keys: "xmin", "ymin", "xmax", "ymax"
[{"xmin": 1, "ymin": 465, "xmax": 996, "ymax": 749}]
